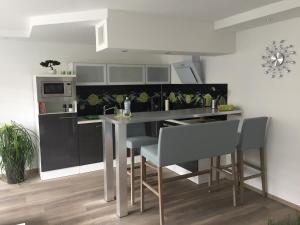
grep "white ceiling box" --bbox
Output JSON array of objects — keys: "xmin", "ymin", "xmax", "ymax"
[{"xmin": 96, "ymin": 10, "xmax": 236, "ymax": 55}]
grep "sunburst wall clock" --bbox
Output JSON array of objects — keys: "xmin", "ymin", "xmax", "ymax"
[{"xmin": 262, "ymin": 40, "xmax": 296, "ymax": 78}]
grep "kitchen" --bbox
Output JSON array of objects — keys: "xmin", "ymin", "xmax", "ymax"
[
  {"xmin": 35, "ymin": 61, "xmax": 233, "ymax": 179},
  {"xmin": 1, "ymin": 1, "xmax": 300, "ymax": 225}
]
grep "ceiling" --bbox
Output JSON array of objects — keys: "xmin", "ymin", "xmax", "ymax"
[{"xmin": 0, "ymin": 0, "xmax": 281, "ymax": 31}]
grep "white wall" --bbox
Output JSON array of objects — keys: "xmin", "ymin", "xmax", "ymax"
[{"xmin": 204, "ymin": 18, "xmax": 300, "ymax": 207}]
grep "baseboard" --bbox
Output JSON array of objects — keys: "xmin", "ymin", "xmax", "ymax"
[
  {"xmin": 0, "ymin": 167, "xmax": 38, "ymax": 175},
  {"xmin": 39, "ymin": 156, "xmax": 141, "ymax": 180},
  {"xmin": 0, "ymin": 168, "xmax": 39, "ymax": 183},
  {"xmin": 40, "ymin": 166, "xmax": 80, "ymax": 180},
  {"xmin": 244, "ymin": 183, "xmax": 300, "ymax": 212},
  {"xmin": 26, "ymin": 168, "xmax": 39, "ymax": 177},
  {"xmin": 39, "ymin": 157, "xmax": 201, "ymax": 183},
  {"xmin": 79, "ymin": 163, "xmax": 104, "ymax": 173}
]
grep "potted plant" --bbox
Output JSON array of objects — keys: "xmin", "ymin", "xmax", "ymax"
[
  {"xmin": 40, "ymin": 60, "xmax": 61, "ymax": 74},
  {"xmin": 0, "ymin": 122, "xmax": 38, "ymax": 184}
]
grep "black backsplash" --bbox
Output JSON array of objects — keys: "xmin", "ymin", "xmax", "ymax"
[
  {"xmin": 162, "ymin": 84, "xmax": 227, "ymax": 110},
  {"xmin": 77, "ymin": 84, "xmax": 227, "ymax": 116}
]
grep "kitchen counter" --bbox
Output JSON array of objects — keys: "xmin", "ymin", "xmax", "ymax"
[
  {"xmin": 102, "ymin": 108, "xmax": 242, "ymax": 124},
  {"xmin": 78, "ymin": 108, "xmax": 242, "ymax": 125},
  {"xmin": 77, "ymin": 116, "xmax": 103, "ymax": 124}
]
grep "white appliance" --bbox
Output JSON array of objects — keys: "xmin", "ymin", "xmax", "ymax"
[
  {"xmin": 36, "ymin": 75, "xmax": 76, "ymax": 102},
  {"xmin": 34, "ymin": 75, "xmax": 77, "ymax": 114}
]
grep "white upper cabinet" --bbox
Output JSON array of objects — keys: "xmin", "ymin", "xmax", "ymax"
[
  {"xmin": 107, "ymin": 64, "xmax": 145, "ymax": 85},
  {"xmin": 74, "ymin": 63, "xmax": 107, "ymax": 86},
  {"xmin": 146, "ymin": 65, "xmax": 170, "ymax": 84},
  {"xmin": 73, "ymin": 63, "xmax": 171, "ymax": 85}
]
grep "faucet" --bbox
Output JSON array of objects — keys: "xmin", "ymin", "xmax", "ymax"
[{"xmin": 103, "ymin": 105, "xmax": 117, "ymax": 115}]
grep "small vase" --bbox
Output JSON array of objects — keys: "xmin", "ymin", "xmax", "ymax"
[{"xmin": 48, "ymin": 69, "xmax": 57, "ymax": 74}]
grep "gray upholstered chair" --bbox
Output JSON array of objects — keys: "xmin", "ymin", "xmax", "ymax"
[
  {"xmin": 127, "ymin": 123, "xmax": 158, "ymax": 205},
  {"xmin": 140, "ymin": 120, "xmax": 239, "ymax": 225},
  {"xmin": 237, "ymin": 117, "xmax": 268, "ymax": 203}
]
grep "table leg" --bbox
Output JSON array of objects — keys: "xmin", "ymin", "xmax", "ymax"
[
  {"xmin": 103, "ymin": 121, "xmax": 115, "ymax": 202},
  {"xmin": 115, "ymin": 124, "xmax": 128, "ymax": 217}
]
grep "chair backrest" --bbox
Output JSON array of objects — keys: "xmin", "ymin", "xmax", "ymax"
[
  {"xmin": 127, "ymin": 123, "xmax": 147, "ymax": 137},
  {"xmin": 238, "ymin": 117, "xmax": 268, "ymax": 151},
  {"xmin": 157, "ymin": 120, "xmax": 240, "ymax": 167}
]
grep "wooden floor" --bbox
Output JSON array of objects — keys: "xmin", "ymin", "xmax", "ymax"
[{"xmin": 0, "ymin": 169, "xmax": 297, "ymax": 225}]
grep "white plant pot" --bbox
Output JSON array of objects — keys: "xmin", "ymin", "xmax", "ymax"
[{"xmin": 48, "ymin": 69, "xmax": 57, "ymax": 74}]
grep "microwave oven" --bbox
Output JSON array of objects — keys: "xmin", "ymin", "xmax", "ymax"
[
  {"xmin": 41, "ymin": 81, "xmax": 72, "ymax": 97},
  {"xmin": 36, "ymin": 76, "xmax": 76, "ymax": 102}
]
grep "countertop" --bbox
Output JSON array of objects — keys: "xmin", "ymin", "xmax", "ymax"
[
  {"xmin": 77, "ymin": 116, "xmax": 103, "ymax": 124},
  {"xmin": 102, "ymin": 108, "xmax": 242, "ymax": 125}
]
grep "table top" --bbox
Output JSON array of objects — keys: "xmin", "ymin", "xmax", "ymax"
[{"xmin": 102, "ymin": 108, "xmax": 242, "ymax": 125}]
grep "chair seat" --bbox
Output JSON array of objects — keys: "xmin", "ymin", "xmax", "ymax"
[
  {"xmin": 127, "ymin": 136, "xmax": 158, "ymax": 149},
  {"xmin": 141, "ymin": 144, "xmax": 159, "ymax": 166}
]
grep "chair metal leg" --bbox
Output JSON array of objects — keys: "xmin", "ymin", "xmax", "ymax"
[
  {"xmin": 235, "ymin": 151, "xmax": 240, "ymax": 187},
  {"xmin": 260, "ymin": 147, "xmax": 267, "ymax": 197},
  {"xmin": 208, "ymin": 157, "xmax": 213, "ymax": 192},
  {"xmin": 238, "ymin": 150, "xmax": 245, "ymax": 204},
  {"xmin": 130, "ymin": 149, "xmax": 135, "ymax": 205},
  {"xmin": 216, "ymin": 156, "xmax": 221, "ymax": 184},
  {"xmin": 157, "ymin": 166, "xmax": 165, "ymax": 225},
  {"xmin": 231, "ymin": 152, "xmax": 238, "ymax": 207},
  {"xmin": 140, "ymin": 156, "xmax": 146, "ymax": 212}
]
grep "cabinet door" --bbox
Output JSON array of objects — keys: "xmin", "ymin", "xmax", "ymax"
[
  {"xmin": 78, "ymin": 123, "xmax": 103, "ymax": 165},
  {"xmin": 146, "ymin": 65, "xmax": 170, "ymax": 84},
  {"xmin": 107, "ymin": 64, "xmax": 145, "ymax": 85},
  {"xmin": 74, "ymin": 63, "xmax": 107, "ymax": 85},
  {"xmin": 39, "ymin": 113, "xmax": 78, "ymax": 172}
]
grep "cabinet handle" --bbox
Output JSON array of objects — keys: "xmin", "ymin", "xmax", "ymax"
[{"xmin": 96, "ymin": 125, "xmax": 102, "ymax": 128}]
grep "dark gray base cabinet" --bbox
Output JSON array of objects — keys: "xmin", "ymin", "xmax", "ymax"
[
  {"xmin": 78, "ymin": 123, "xmax": 103, "ymax": 165},
  {"xmin": 39, "ymin": 113, "xmax": 79, "ymax": 172}
]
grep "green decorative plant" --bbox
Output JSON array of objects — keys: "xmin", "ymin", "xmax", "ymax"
[
  {"xmin": 40, "ymin": 60, "xmax": 60, "ymax": 71},
  {"xmin": 268, "ymin": 216, "xmax": 300, "ymax": 225},
  {"xmin": 0, "ymin": 122, "xmax": 38, "ymax": 184}
]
